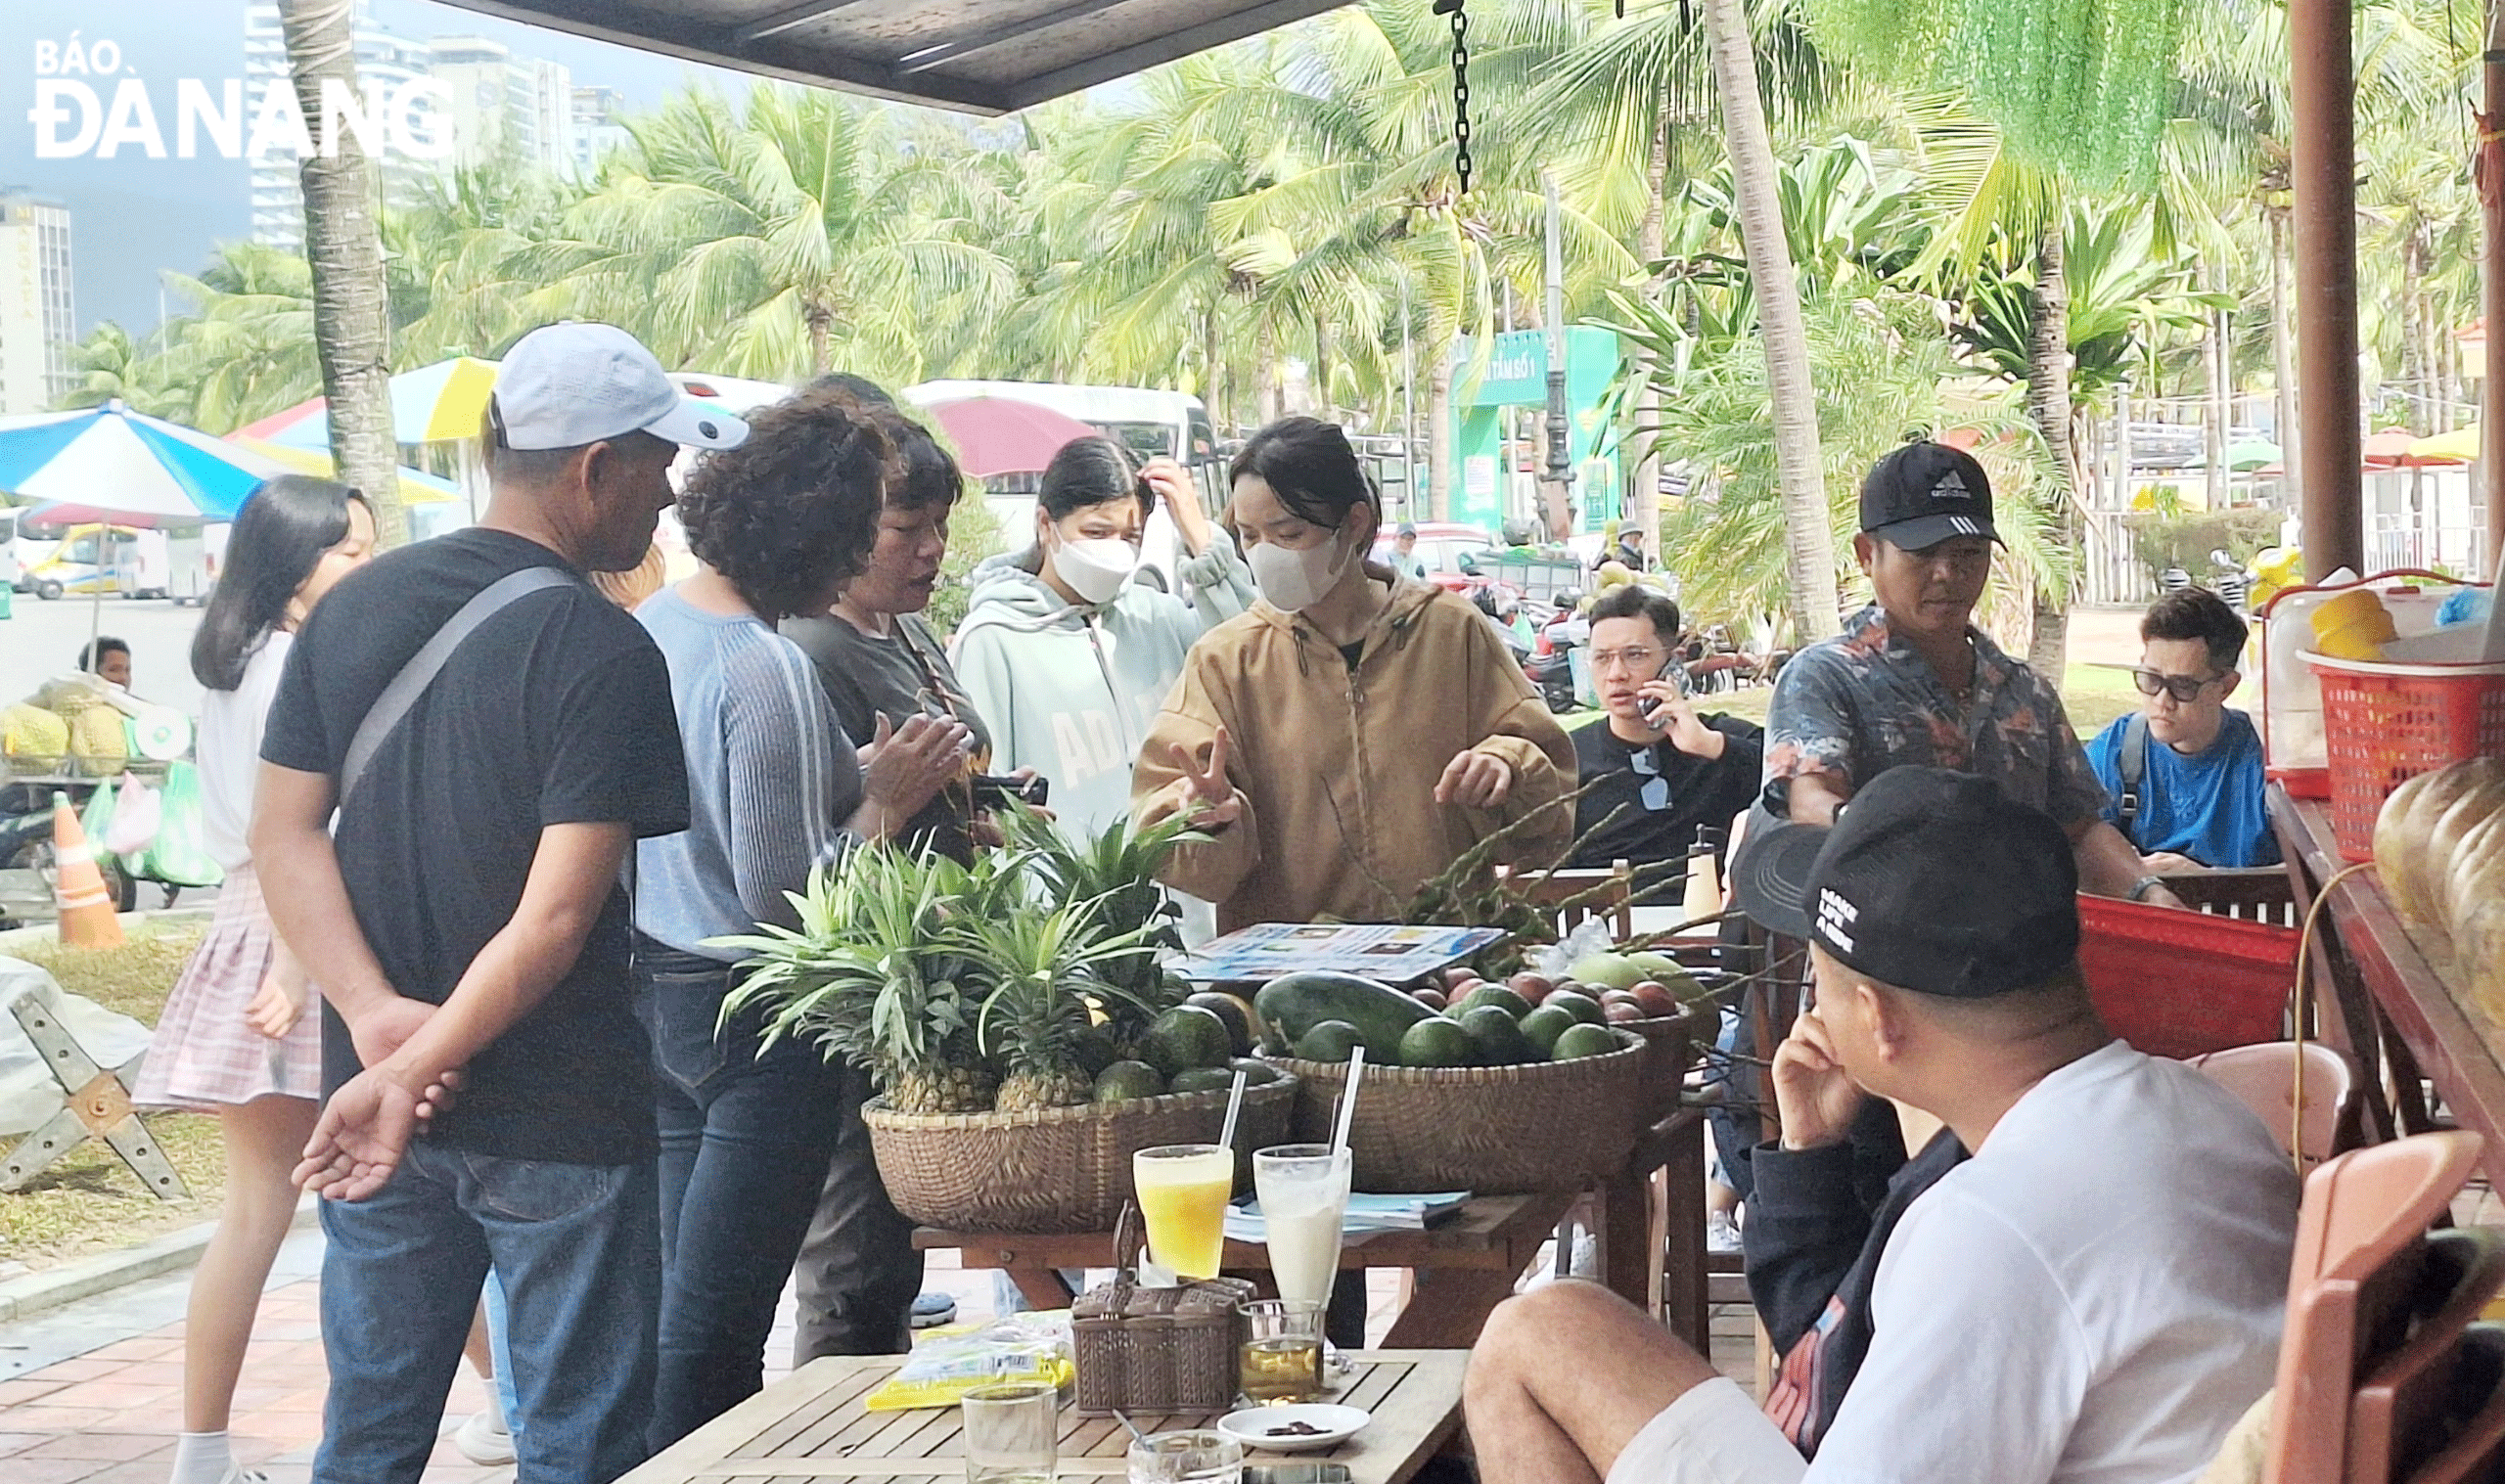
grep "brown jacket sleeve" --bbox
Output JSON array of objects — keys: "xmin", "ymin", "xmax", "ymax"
[{"xmin": 1132, "ymin": 644, "xmax": 1261, "ymax": 905}]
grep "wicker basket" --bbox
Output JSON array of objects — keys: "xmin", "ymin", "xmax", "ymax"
[
  {"xmin": 1072, "ymin": 1206, "xmax": 1257, "ymax": 1417},
  {"xmin": 863, "ymin": 1075, "xmax": 1298, "ymax": 1232},
  {"xmin": 1268, "ymin": 1034, "xmax": 1655, "ymax": 1194}
]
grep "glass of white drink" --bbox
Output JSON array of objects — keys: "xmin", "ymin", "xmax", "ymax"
[{"xmin": 1253, "ymin": 1144, "xmax": 1352, "ymax": 1311}]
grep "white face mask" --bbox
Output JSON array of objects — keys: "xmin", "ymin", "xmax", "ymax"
[
  {"xmin": 1248, "ymin": 528, "xmax": 1356, "ymax": 613},
  {"xmin": 1050, "ymin": 533, "xmax": 1140, "ymax": 605}
]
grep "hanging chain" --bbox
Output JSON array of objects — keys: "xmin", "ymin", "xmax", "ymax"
[{"xmin": 1434, "ymin": 0, "xmax": 1473, "ymax": 197}]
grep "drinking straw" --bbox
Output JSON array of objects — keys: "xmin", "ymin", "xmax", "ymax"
[
  {"xmin": 1217, "ymin": 1067, "xmax": 1250, "ymax": 1149},
  {"xmin": 1330, "ymin": 1047, "xmax": 1366, "ymax": 1154},
  {"xmin": 1113, "ymin": 1409, "xmax": 1150, "ymax": 1444}
]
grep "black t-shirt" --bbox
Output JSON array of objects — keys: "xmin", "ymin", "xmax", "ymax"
[
  {"xmin": 781, "ymin": 611, "xmax": 991, "ymax": 862},
  {"xmin": 1569, "ymin": 714, "xmax": 1765, "ymax": 892},
  {"xmin": 262, "ymin": 528, "xmax": 689, "ymax": 1165}
]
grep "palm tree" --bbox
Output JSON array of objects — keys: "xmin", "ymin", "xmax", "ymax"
[
  {"xmin": 532, "ymin": 87, "xmax": 1016, "ymax": 385},
  {"xmin": 278, "ymin": 0, "xmax": 404, "ymax": 546},
  {"xmin": 1700, "ymin": 0, "xmax": 1840, "ymax": 639}
]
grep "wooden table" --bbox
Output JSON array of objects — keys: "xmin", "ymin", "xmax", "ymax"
[
  {"xmin": 916, "ymin": 1102, "xmax": 1710, "ymax": 1354},
  {"xmin": 619, "ymin": 1351, "xmax": 1468, "ymax": 1483},
  {"xmin": 2271, "ymin": 787, "xmax": 2505, "ymax": 1182}
]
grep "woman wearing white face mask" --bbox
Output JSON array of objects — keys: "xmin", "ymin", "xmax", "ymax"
[
  {"xmin": 952, "ymin": 437, "xmax": 1254, "ymax": 843},
  {"xmin": 1132, "ymin": 417, "xmax": 1576, "ymax": 932}
]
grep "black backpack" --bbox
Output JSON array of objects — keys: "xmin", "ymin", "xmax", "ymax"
[{"xmin": 2115, "ymin": 712, "xmax": 2152, "ymax": 849}]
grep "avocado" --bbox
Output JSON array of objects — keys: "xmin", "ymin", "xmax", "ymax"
[
  {"xmin": 1460, "ymin": 1005, "xmax": 1537, "ymax": 1065},
  {"xmin": 1093, "ymin": 1059, "xmax": 1166, "ymax": 1102},
  {"xmin": 1227, "ymin": 1057, "xmax": 1286, "ymax": 1087},
  {"xmin": 1399, "ymin": 1016, "xmax": 1480, "ymax": 1068},
  {"xmin": 1453, "ymin": 983, "xmax": 1533, "ymax": 1020},
  {"xmin": 1168, "ymin": 1065, "xmax": 1238, "ymax": 1095},
  {"xmin": 1552, "ymin": 1023, "xmax": 1625, "ymax": 1061},
  {"xmin": 1071, "ymin": 1025, "xmax": 1121, "ymax": 1078},
  {"xmin": 1184, "ymin": 992, "xmax": 1258, "ymax": 1057},
  {"xmin": 1519, "ymin": 1004, "xmax": 1576, "ymax": 1057},
  {"xmin": 1544, "ymin": 989, "xmax": 1607, "ymax": 1027},
  {"xmin": 1294, "ymin": 1019, "xmax": 1368, "ymax": 1063},
  {"xmin": 1141, "ymin": 1006, "xmax": 1237, "ymax": 1075}
]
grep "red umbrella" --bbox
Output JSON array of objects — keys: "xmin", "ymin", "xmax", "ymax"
[
  {"xmin": 921, "ymin": 395, "xmax": 1098, "ymax": 478},
  {"xmin": 2361, "ymin": 427, "xmax": 2418, "ymax": 467}
]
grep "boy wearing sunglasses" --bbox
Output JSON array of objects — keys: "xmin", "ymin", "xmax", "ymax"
[{"xmin": 2083, "ymin": 586, "xmax": 2279, "ymax": 872}]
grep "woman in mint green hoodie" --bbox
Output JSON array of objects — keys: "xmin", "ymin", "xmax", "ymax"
[{"xmin": 951, "ymin": 437, "xmax": 1253, "ymax": 842}]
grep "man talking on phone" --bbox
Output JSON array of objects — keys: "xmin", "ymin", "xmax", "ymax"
[{"xmin": 1571, "ymin": 584, "xmax": 1763, "ymax": 888}]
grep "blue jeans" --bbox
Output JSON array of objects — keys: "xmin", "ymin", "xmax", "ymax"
[
  {"xmin": 314, "ymin": 1138, "xmax": 659, "ymax": 1484},
  {"xmin": 638, "ymin": 943, "xmax": 848, "ymax": 1448}
]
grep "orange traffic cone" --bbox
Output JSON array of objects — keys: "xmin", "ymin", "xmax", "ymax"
[{"xmin": 50, "ymin": 790, "xmax": 124, "ymax": 949}]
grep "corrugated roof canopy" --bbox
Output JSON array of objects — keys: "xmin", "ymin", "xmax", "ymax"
[{"xmin": 434, "ymin": 0, "xmax": 1356, "ymax": 114}]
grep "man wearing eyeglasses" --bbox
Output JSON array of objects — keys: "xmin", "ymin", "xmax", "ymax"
[
  {"xmin": 2083, "ymin": 587, "xmax": 2279, "ymax": 871},
  {"xmin": 1764, "ymin": 440, "xmax": 2181, "ymax": 908},
  {"xmin": 1571, "ymin": 584, "xmax": 1764, "ymax": 889}
]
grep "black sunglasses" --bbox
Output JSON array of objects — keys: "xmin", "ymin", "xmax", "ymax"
[{"xmin": 2131, "ymin": 668, "xmax": 2225, "ymax": 703}]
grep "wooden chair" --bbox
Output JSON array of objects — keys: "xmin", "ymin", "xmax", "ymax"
[
  {"xmin": 1494, "ymin": 859, "xmax": 1638, "ymax": 941},
  {"xmin": 2262, "ymin": 1130, "xmax": 2496, "ymax": 1483},
  {"xmin": 2170, "ymin": 866, "xmax": 2303, "ymax": 927},
  {"xmin": 2190, "ymin": 1043, "xmax": 2358, "ymax": 1170}
]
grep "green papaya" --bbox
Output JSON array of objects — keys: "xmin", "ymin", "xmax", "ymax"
[{"xmin": 1255, "ymin": 971, "xmax": 1433, "ymax": 1062}]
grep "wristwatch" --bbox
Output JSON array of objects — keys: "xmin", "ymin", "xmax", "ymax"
[{"xmin": 2128, "ymin": 875, "xmax": 2169, "ymax": 903}]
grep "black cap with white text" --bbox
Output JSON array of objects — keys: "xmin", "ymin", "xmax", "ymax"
[
  {"xmin": 1730, "ymin": 767, "xmax": 2078, "ymax": 998},
  {"xmin": 1859, "ymin": 439, "xmax": 2002, "ymax": 552}
]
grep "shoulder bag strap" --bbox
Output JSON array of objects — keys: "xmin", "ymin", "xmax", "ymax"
[
  {"xmin": 339, "ymin": 566, "xmax": 575, "ymax": 807},
  {"xmin": 2117, "ymin": 711, "xmax": 2150, "ymax": 846}
]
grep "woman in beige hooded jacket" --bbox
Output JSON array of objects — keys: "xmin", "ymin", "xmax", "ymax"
[{"xmin": 1133, "ymin": 417, "xmax": 1575, "ymax": 932}]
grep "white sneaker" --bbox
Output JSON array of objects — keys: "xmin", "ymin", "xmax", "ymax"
[
  {"xmin": 1708, "ymin": 1211, "xmax": 1743, "ymax": 1254},
  {"xmin": 454, "ymin": 1411, "xmax": 517, "ymax": 1466}
]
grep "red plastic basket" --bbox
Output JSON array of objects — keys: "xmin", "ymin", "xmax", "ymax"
[
  {"xmin": 2077, "ymin": 895, "xmax": 2300, "ymax": 1060},
  {"xmin": 2303, "ymin": 654, "xmax": 2505, "ymax": 862}
]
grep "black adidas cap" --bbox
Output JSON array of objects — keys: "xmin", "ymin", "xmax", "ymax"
[
  {"xmin": 1731, "ymin": 767, "xmax": 2079, "ymax": 999},
  {"xmin": 1860, "ymin": 440, "xmax": 2000, "ymax": 551}
]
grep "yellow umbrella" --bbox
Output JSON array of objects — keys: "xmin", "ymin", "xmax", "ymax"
[
  {"xmin": 391, "ymin": 356, "xmax": 502, "ymax": 443},
  {"xmin": 227, "ymin": 435, "xmax": 462, "ymax": 504},
  {"xmin": 2407, "ymin": 425, "xmax": 2480, "ymax": 464}
]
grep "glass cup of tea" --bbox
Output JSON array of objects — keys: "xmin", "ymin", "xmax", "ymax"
[
  {"xmin": 1133, "ymin": 1143, "xmax": 1234, "ymax": 1279},
  {"xmin": 961, "ymin": 1380, "xmax": 1058, "ymax": 1484},
  {"xmin": 1126, "ymin": 1428, "xmax": 1245, "ymax": 1483},
  {"xmin": 1238, "ymin": 1297, "xmax": 1327, "ymax": 1405},
  {"xmin": 1252, "ymin": 1145, "xmax": 1351, "ymax": 1310}
]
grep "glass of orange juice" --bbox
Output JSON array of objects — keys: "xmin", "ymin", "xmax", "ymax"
[{"xmin": 1133, "ymin": 1143, "xmax": 1233, "ymax": 1279}]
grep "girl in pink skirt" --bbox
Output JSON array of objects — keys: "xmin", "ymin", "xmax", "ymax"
[{"xmin": 133, "ymin": 475, "xmax": 373, "ymax": 1484}]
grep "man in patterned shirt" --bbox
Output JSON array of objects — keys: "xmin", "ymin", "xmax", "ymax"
[{"xmin": 1764, "ymin": 439, "xmax": 2180, "ymax": 908}]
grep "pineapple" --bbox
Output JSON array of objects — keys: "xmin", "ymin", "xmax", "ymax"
[{"xmin": 964, "ymin": 899, "xmax": 1169, "ymax": 1113}]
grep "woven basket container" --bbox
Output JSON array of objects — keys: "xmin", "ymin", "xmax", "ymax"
[
  {"xmin": 863, "ymin": 1075, "xmax": 1297, "ymax": 1232},
  {"xmin": 1269, "ymin": 1034, "xmax": 1653, "ymax": 1194}
]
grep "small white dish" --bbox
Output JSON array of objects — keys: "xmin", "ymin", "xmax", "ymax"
[{"xmin": 1218, "ymin": 1403, "xmax": 1369, "ymax": 1453}]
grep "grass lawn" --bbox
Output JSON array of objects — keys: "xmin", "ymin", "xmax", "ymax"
[{"xmin": 3, "ymin": 921, "xmax": 227, "ymax": 1270}]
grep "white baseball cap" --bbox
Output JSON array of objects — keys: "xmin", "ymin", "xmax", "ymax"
[{"xmin": 491, "ymin": 323, "xmax": 750, "ymax": 452}]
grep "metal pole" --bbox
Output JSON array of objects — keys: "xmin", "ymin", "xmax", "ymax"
[
  {"xmin": 2482, "ymin": 0, "xmax": 2505, "ymax": 577},
  {"xmin": 1541, "ymin": 170, "xmax": 1574, "ymax": 536},
  {"xmin": 2291, "ymin": 0, "xmax": 2365, "ymax": 578},
  {"xmin": 1401, "ymin": 272, "xmax": 1417, "ymax": 519}
]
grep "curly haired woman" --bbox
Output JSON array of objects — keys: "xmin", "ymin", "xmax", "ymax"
[{"xmin": 631, "ymin": 383, "xmax": 968, "ymax": 1446}]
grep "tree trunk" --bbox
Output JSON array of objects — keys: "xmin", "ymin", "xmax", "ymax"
[
  {"xmin": 2398, "ymin": 236, "xmax": 2427, "ymax": 431},
  {"xmin": 1204, "ymin": 302, "xmax": 1224, "ymax": 432},
  {"xmin": 280, "ymin": 0, "xmax": 403, "ymax": 547},
  {"xmin": 2271, "ymin": 210, "xmax": 2300, "ymax": 510},
  {"xmin": 2204, "ymin": 262, "xmax": 2229, "ymax": 510},
  {"xmin": 1701, "ymin": 0, "xmax": 1840, "ymax": 641},
  {"xmin": 1313, "ymin": 312, "xmax": 1335, "ymax": 421},
  {"xmin": 2026, "ymin": 215, "xmax": 2081, "ymax": 685},
  {"xmin": 1630, "ymin": 103, "xmax": 1671, "ymax": 548},
  {"xmin": 1428, "ymin": 339, "xmax": 1454, "ymax": 522},
  {"xmin": 1255, "ymin": 318, "xmax": 1279, "ymax": 425}
]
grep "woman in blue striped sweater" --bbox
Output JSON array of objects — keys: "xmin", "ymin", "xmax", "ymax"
[{"xmin": 630, "ymin": 383, "xmax": 970, "ymax": 1448}]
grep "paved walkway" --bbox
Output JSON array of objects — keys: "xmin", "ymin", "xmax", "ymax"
[{"xmin": 0, "ymin": 1220, "xmax": 1754, "ymax": 1484}]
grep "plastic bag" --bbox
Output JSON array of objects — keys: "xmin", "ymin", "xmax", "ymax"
[
  {"xmin": 102, "ymin": 773, "xmax": 161, "ymax": 857},
  {"xmin": 140, "ymin": 761, "xmax": 224, "ymax": 888},
  {"xmin": 860, "ymin": 1311, "xmax": 1074, "ymax": 1412},
  {"xmin": 1532, "ymin": 916, "xmax": 1618, "ymax": 981}
]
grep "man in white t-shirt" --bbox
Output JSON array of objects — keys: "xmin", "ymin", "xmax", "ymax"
[{"xmin": 1464, "ymin": 766, "xmax": 2300, "ymax": 1484}]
